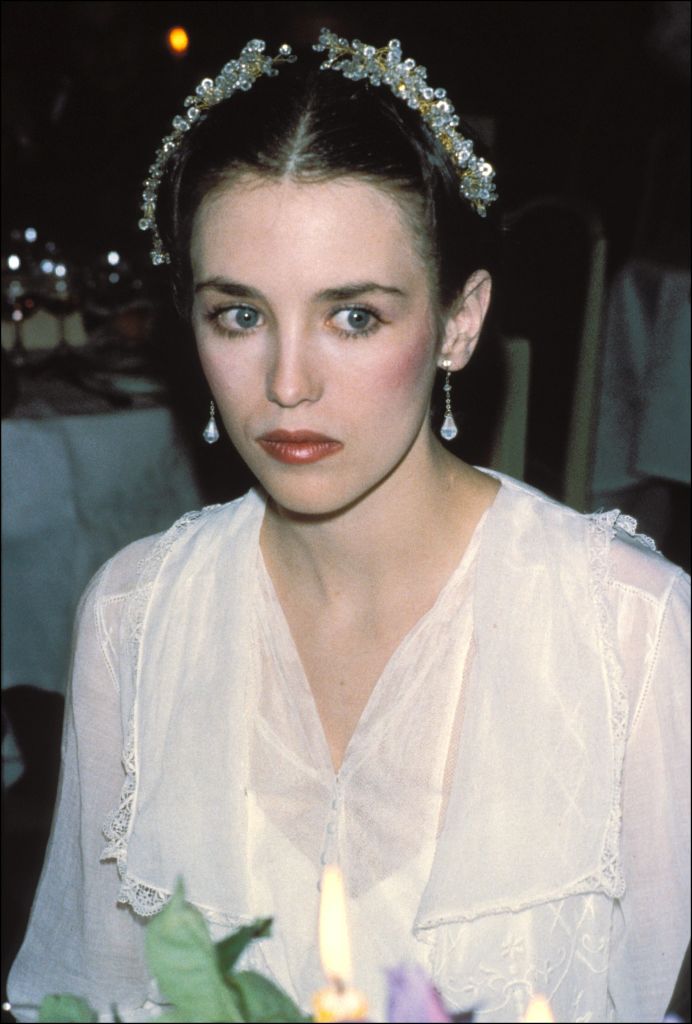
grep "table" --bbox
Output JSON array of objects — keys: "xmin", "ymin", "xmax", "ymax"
[{"xmin": 2, "ymin": 406, "xmax": 203, "ymax": 696}]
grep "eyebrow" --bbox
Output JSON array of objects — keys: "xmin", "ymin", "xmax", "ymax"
[{"xmin": 194, "ymin": 277, "xmax": 407, "ymax": 302}]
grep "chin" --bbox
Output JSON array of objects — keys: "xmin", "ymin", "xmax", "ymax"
[
  {"xmin": 265, "ymin": 481, "xmax": 364, "ymax": 520},
  {"xmin": 249, "ymin": 463, "xmax": 374, "ymax": 520},
  {"xmin": 239, "ymin": 427, "xmax": 426, "ymax": 519}
]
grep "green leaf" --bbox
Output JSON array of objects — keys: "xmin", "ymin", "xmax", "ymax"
[
  {"xmin": 230, "ymin": 970, "xmax": 312, "ymax": 1023},
  {"xmin": 145, "ymin": 880, "xmax": 243, "ymax": 1022},
  {"xmin": 38, "ymin": 994, "xmax": 98, "ymax": 1022},
  {"xmin": 216, "ymin": 918, "xmax": 273, "ymax": 976},
  {"xmin": 154, "ymin": 1013, "xmax": 221, "ymax": 1023}
]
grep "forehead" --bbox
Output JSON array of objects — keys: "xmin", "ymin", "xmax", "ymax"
[{"xmin": 190, "ymin": 175, "xmax": 425, "ymax": 284}]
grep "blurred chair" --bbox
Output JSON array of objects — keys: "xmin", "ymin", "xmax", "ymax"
[
  {"xmin": 452, "ymin": 328, "xmax": 530, "ymax": 482},
  {"xmin": 488, "ymin": 335, "xmax": 531, "ymax": 480},
  {"xmin": 2, "ymin": 686, "xmax": 64, "ymax": 999},
  {"xmin": 500, "ymin": 197, "xmax": 608, "ymax": 510}
]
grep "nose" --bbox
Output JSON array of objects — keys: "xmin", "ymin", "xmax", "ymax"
[{"xmin": 266, "ymin": 331, "xmax": 321, "ymax": 408}]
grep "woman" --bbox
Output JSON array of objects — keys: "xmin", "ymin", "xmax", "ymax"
[{"xmin": 7, "ymin": 32, "xmax": 690, "ymax": 1024}]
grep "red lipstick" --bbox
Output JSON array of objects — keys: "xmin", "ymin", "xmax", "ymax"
[{"xmin": 257, "ymin": 430, "xmax": 343, "ymax": 465}]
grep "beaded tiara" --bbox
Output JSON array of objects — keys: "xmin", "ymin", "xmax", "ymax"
[{"xmin": 140, "ymin": 28, "xmax": 497, "ymax": 266}]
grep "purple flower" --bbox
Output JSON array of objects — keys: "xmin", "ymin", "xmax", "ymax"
[{"xmin": 386, "ymin": 964, "xmax": 453, "ymax": 1023}]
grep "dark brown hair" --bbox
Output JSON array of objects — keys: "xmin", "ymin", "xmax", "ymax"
[{"xmin": 155, "ymin": 54, "xmax": 499, "ymax": 321}]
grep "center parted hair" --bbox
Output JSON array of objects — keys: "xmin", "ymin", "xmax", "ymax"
[{"xmin": 155, "ymin": 52, "xmax": 499, "ymax": 322}]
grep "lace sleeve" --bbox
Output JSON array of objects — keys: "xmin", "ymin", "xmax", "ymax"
[
  {"xmin": 6, "ymin": 547, "xmax": 157, "ymax": 1022},
  {"xmin": 608, "ymin": 570, "xmax": 691, "ymax": 1022}
]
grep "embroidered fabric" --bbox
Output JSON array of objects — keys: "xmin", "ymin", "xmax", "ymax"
[
  {"xmin": 600, "ymin": 508, "xmax": 658, "ymax": 553},
  {"xmin": 100, "ymin": 505, "xmax": 222, "ymax": 917},
  {"xmin": 430, "ymin": 893, "xmax": 616, "ymax": 1023},
  {"xmin": 7, "ymin": 477, "xmax": 689, "ymax": 1024},
  {"xmin": 578, "ymin": 506, "xmax": 659, "ymax": 902},
  {"xmin": 584, "ymin": 510, "xmax": 627, "ymax": 899},
  {"xmin": 86, "ymin": 480, "xmax": 688, "ymax": 1024},
  {"xmin": 104, "ymin": 488, "xmax": 620, "ymax": 933},
  {"xmin": 100, "ymin": 488, "xmax": 635, "ymax": 935}
]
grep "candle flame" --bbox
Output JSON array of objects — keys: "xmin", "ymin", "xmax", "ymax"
[
  {"xmin": 319, "ymin": 865, "xmax": 353, "ymax": 985},
  {"xmin": 523, "ymin": 995, "xmax": 555, "ymax": 1022}
]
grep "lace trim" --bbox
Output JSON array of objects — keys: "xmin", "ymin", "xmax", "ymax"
[
  {"xmin": 116, "ymin": 867, "xmax": 170, "ymax": 918},
  {"xmin": 100, "ymin": 504, "xmax": 222, "ymax": 918},
  {"xmin": 583, "ymin": 510, "xmax": 632, "ymax": 899},
  {"xmin": 113, "ymin": 868, "xmax": 258, "ymax": 928},
  {"xmin": 587, "ymin": 508, "xmax": 657, "ymax": 899},
  {"xmin": 596, "ymin": 508, "xmax": 658, "ymax": 552},
  {"xmin": 101, "ymin": 707, "xmax": 136, "ymax": 867}
]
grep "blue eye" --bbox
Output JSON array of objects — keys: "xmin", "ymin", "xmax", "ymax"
[
  {"xmin": 346, "ymin": 309, "xmax": 371, "ymax": 330},
  {"xmin": 332, "ymin": 307, "xmax": 380, "ymax": 336},
  {"xmin": 230, "ymin": 306, "xmax": 260, "ymax": 329},
  {"xmin": 205, "ymin": 304, "xmax": 263, "ymax": 336}
]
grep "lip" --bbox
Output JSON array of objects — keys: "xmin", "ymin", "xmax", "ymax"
[{"xmin": 257, "ymin": 430, "xmax": 343, "ymax": 465}]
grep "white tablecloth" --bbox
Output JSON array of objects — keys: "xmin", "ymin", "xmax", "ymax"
[
  {"xmin": 591, "ymin": 259, "xmax": 691, "ymax": 497},
  {"xmin": 2, "ymin": 407, "xmax": 203, "ymax": 695}
]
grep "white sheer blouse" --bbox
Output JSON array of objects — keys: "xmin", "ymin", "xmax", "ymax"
[{"xmin": 7, "ymin": 474, "xmax": 690, "ymax": 1023}]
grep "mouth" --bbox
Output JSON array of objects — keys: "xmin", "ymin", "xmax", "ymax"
[{"xmin": 257, "ymin": 430, "xmax": 343, "ymax": 465}]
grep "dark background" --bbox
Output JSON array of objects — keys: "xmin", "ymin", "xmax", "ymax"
[
  {"xmin": 4, "ymin": 0, "xmax": 689, "ymax": 508},
  {"xmin": 3, "ymin": 0, "xmax": 690, "ymax": 272}
]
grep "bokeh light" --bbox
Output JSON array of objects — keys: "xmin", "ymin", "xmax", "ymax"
[{"xmin": 166, "ymin": 26, "xmax": 189, "ymax": 56}]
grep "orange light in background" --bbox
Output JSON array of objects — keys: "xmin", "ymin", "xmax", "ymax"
[{"xmin": 166, "ymin": 26, "xmax": 189, "ymax": 56}]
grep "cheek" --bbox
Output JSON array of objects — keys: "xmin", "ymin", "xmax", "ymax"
[
  {"xmin": 197, "ymin": 350, "xmax": 224, "ymax": 394},
  {"xmin": 367, "ymin": 332, "xmax": 436, "ymax": 404},
  {"xmin": 196, "ymin": 341, "xmax": 252, "ymax": 402}
]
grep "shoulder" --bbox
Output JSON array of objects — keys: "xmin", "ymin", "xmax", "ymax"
[
  {"xmin": 486, "ymin": 470, "xmax": 686, "ymax": 583},
  {"xmin": 499, "ymin": 472, "xmax": 689, "ymax": 637},
  {"xmin": 607, "ymin": 521, "xmax": 688, "ymax": 607},
  {"xmin": 79, "ymin": 489, "xmax": 263, "ymax": 614},
  {"xmin": 79, "ymin": 531, "xmax": 163, "ymax": 612},
  {"xmin": 482, "ymin": 470, "xmax": 689, "ymax": 631}
]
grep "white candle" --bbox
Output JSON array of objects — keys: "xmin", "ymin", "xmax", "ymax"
[
  {"xmin": 313, "ymin": 865, "xmax": 369, "ymax": 1022},
  {"xmin": 522, "ymin": 994, "xmax": 556, "ymax": 1022}
]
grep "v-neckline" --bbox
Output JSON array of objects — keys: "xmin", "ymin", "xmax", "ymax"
[{"xmin": 255, "ymin": 488, "xmax": 499, "ymax": 777}]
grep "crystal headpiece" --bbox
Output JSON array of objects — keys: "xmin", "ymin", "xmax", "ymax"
[
  {"xmin": 140, "ymin": 30, "xmax": 497, "ymax": 266},
  {"xmin": 140, "ymin": 39, "xmax": 296, "ymax": 265},
  {"xmin": 313, "ymin": 29, "xmax": 496, "ymax": 217}
]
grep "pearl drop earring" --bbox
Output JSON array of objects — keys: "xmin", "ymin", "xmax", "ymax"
[
  {"xmin": 439, "ymin": 359, "xmax": 458, "ymax": 441},
  {"xmin": 203, "ymin": 400, "xmax": 220, "ymax": 444}
]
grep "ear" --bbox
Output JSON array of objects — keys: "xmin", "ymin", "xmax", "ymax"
[{"xmin": 437, "ymin": 270, "xmax": 492, "ymax": 371}]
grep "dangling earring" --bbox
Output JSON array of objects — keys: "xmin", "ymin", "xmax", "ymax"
[
  {"xmin": 439, "ymin": 359, "xmax": 458, "ymax": 441},
  {"xmin": 203, "ymin": 400, "xmax": 220, "ymax": 444}
]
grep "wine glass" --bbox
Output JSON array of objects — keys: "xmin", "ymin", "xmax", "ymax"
[
  {"xmin": 36, "ymin": 246, "xmax": 80, "ymax": 357},
  {"xmin": 2, "ymin": 255, "xmax": 39, "ymax": 367},
  {"xmin": 82, "ymin": 249, "xmax": 143, "ymax": 345}
]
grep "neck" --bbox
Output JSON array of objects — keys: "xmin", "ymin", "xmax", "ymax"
[{"xmin": 260, "ymin": 429, "xmax": 494, "ymax": 604}]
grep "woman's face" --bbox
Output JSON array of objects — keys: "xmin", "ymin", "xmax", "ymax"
[{"xmin": 190, "ymin": 175, "xmax": 448, "ymax": 517}]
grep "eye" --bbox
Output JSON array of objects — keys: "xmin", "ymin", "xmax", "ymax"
[
  {"xmin": 331, "ymin": 306, "xmax": 381, "ymax": 337},
  {"xmin": 204, "ymin": 304, "xmax": 264, "ymax": 335},
  {"xmin": 223, "ymin": 306, "xmax": 262, "ymax": 330}
]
